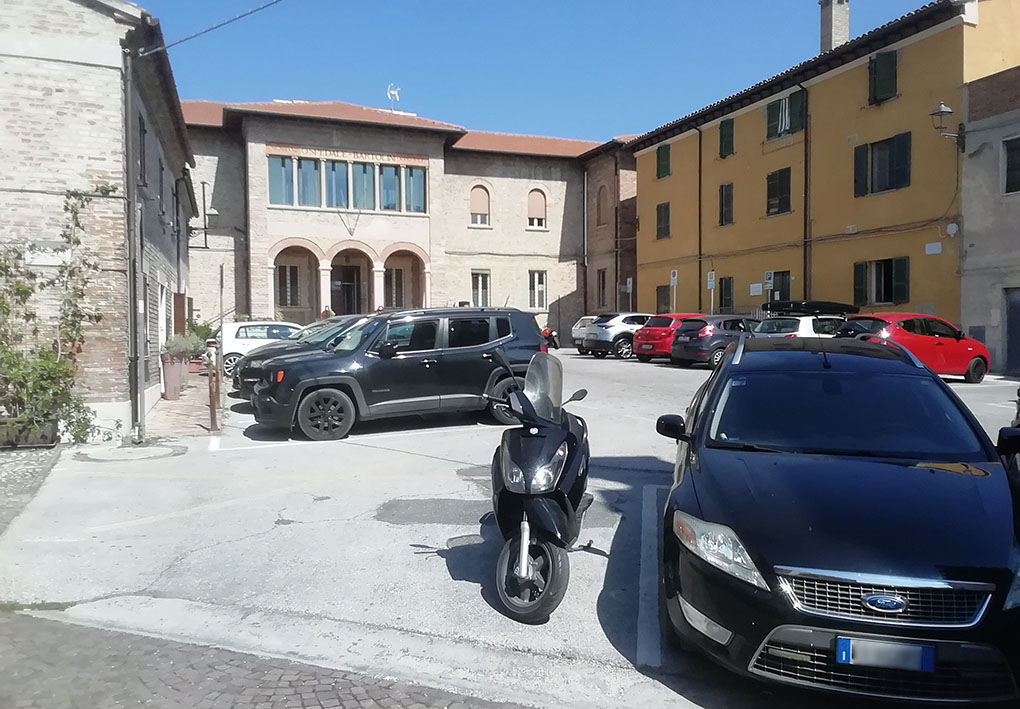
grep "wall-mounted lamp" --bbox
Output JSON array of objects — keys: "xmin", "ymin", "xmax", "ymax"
[{"xmin": 930, "ymin": 102, "xmax": 965, "ymax": 152}]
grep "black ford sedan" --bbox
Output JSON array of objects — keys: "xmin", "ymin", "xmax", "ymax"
[{"xmin": 657, "ymin": 336, "xmax": 1020, "ymax": 703}]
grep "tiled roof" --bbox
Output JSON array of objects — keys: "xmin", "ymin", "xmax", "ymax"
[
  {"xmin": 629, "ymin": 0, "xmax": 961, "ymax": 151},
  {"xmin": 181, "ymin": 100, "xmax": 465, "ymax": 133},
  {"xmin": 451, "ymin": 131, "xmax": 602, "ymax": 158}
]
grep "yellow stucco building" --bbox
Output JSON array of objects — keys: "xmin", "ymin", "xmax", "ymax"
[{"xmin": 632, "ymin": 0, "xmax": 1020, "ymax": 324}]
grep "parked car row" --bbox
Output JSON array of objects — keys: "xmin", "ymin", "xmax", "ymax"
[{"xmin": 570, "ymin": 301, "xmax": 992, "ymax": 382}]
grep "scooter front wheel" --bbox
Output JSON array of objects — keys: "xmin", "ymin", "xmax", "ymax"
[{"xmin": 495, "ymin": 535, "xmax": 569, "ymax": 624}]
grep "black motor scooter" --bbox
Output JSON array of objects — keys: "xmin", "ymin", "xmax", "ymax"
[{"xmin": 488, "ymin": 351, "xmax": 591, "ymax": 623}]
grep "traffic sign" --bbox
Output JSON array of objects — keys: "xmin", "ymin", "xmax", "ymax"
[
  {"xmin": 707, "ymin": 270, "xmax": 716, "ymax": 290},
  {"xmin": 764, "ymin": 270, "xmax": 774, "ymax": 289},
  {"xmin": 669, "ymin": 269, "xmax": 678, "ymax": 287}
]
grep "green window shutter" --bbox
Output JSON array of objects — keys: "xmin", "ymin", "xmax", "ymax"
[
  {"xmin": 656, "ymin": 144, "xmax": 670, "ymax": 178},
  {"xmin": 853, "ymin": 145, "xmax": 869, "ymax": 197},
  {"xmin": 719, "ymin": 185, "xmax": 726, "ymax": 225},
  {"xmin": 766, "ymin": 101, "xmax": 781, "ymax": 139},
  {"xmin": 853, "ymin": 262, "xmax": 867, "ymax": 306},
  {"xmin": 788, "ymin": 90, "xmax": 805, "ymax": 133},
  {"xmin": 720, "ymin": 119, "xmax": 734, "ymax": 157},
  {"xmin": 870, "ymin": 52, "xmax": 898, "ymax": 104},
  {"xmin": 720, "ymin": 277, "xmax": 733, "ymax": 309},
  {"xmin": 778, "ymin": 168, "xmax": 791, "ymax": 214},
  {"xmin": 656, "ymin": 202, "xmax": 670, "ymax": 238},
  {"xmin": 892, "ymin": 132, "xmax": 911, "ymax": 189},
  {"xmin": 892, "ymin": 257, "xmax": 910, "ymax": 304}
]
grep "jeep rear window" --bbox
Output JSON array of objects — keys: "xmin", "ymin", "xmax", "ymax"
[
  {"xmin": 646, "ymin": 316, "xmax": 673, "ymax": 328},
  {"xmin": 755, "ymin": 318, "xmax": 799, "ymax": 334},
  {"xmin": 593, "ymin": 314, "xmax": 619, "ymax": 324}
]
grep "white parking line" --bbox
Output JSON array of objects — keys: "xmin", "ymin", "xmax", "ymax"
[
  {"xmin": 986, "ymin": 403, "xmax": 1015, "ymax": 409},
  {"xmin": 207, "ymin": 436, "xmax": 220, "ymax": 452},
  {"xmin": 636, "ymin": 484, "xmax": 665, "ymax": 669},
  {"xmin": 210, "ymin": 422, "xmax": 485, "ymax": 453}
]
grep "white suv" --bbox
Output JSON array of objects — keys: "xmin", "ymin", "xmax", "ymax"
[
  {"xmin": 216, "ymin": 320, "xmax": 301, "ymax": 375},
  {"xmin": 582, "ymin": 312, "xmax": 653, "ymax": 359},
  {"xmin": 753, "ymin": 315, "xmax": 844, "ymax": 338},
  {"xmin": 571, "ymin": 316, "xmax": 596, "ymax": 354}
]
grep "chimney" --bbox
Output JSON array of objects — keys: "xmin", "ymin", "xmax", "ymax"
[{"xmin": 820, "ymin": 0, "xmax": 850, "ymax": 53}]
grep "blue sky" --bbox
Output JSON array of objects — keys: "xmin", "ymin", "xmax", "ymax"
[{"xmin": 146, "ymin": 0, "xmax": 927, "ymax": 141}]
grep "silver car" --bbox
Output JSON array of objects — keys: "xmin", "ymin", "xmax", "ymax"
[
  {"xmin": 571, "ymin": 316, "xmax": 596, "ymax": 354},
  {"xmin": 582, "ymin": 312, "xmax": 653, "ymax": 359}
]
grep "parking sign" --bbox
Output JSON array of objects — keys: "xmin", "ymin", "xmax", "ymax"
[
  {"xmin": 764, "ymin": 271, "xmax": 774, "ymax": 289},
  {"xmin": 670, "ymin": 269, "xmax": 678, "ymax": 287},
  {"xmin": 707, "ymin": 271, "xmax": 716, "ymax": 290}
]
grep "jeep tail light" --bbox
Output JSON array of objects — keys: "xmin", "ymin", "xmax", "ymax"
[
  {"xmin": 697, "ymin": 324, "xmax": 715, "ymax": 338},
  {"xmin": 597, "ymin": 324, "xmax": 610, "ymax": 329}
]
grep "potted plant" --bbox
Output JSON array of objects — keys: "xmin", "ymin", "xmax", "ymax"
[{"xmin": 186, "ymin": 320, "xmax": 212, "ymax": 373}]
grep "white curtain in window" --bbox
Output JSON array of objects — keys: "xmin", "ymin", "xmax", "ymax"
[
  {"xmin": 470, "ymin": 186, "xmax": 489, "ymax": 215},
  {"xmin": 777, "ymin": 97, "xmax": 791, "ymax": 134},
  {"xmin": 528, "ymin": 190, "xmax": 546, "ymax": 219}
]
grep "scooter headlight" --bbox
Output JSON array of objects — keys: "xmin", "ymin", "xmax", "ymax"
[
  {"xmin": 502, "ymin": 446, "xmax": 526, "ymax": 493},
  {"xmin": 530, "ymin": 441, "xmax": 569, "ymax": 493}
]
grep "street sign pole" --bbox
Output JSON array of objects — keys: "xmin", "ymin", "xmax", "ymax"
[
  {"xmin": 670, "ymin": 269, "xmax": 678, "ymax": 313},
  {"xmin": 706, "ymin": 270, "xmax": 716, "ymax": 315}
]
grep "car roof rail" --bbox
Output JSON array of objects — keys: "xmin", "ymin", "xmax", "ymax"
[
  {"xmin": 733, "ymin": 332, "xmax": 748, "ymax": 365},
  {"xmin": 855, "ymin": 333, "xmax": 926, "ymax": 369}
]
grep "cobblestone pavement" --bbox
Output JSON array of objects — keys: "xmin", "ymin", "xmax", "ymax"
[
  {"xmin": 0, "ymin": 446, "xmax": 60, "ymax": 535},
  {"xmin": 0, "ymin": 613, "xmax": 525, "ymax": 709}
]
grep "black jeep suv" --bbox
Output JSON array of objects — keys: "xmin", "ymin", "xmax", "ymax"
[{"xmin": 251, "ymin": 308, "xmax": 545, "ymax": 440}]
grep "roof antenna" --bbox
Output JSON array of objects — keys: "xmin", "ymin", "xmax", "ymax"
[
  {"xmin": 819, "ymin": 338, "xmax": 832, "ymax": 369},
  {"xmin": 386, "ymin": 83, "xmax": 401, "ymax": 112}
]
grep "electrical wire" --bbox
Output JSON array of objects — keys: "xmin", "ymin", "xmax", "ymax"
[{"xmin": 139, "ymin": 0, "xmax": 291, "ymax": 57}]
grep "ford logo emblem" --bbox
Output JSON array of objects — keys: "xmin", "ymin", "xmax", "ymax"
[{"xmin": 862, "ymin": 594, "xmax": 908, "ymax": 614}]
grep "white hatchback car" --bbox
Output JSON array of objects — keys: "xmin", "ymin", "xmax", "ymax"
[
  {"xmin": 753, "ymin": 314, "xmax": 845, "ymax": 339},
  {"xmin": 216, "ymin": 320, "xmax": 301, "ymax": 375}
]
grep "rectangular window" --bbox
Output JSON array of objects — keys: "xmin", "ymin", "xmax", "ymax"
[
  {"xmin": 405, "ymin": 167, "xmax": 426, "ymax": 213},
  {"xmin": 138, "ymin": 114, "xmax": 147, "ymax": 186},
  {"xmin": 352, "ymin": 163, "xmax": 375, "ymax": 209},
  {"xmin": 449, "ymin": 318, "xmax": 491, "ymax": 348},
  {"xmin": 277, "ymin": 264, "xmax": 299, "ymax": 307},
  {"xmin": 655, "ymin": 285, "xmax": 670, "ymax": 314},
  {"xmin": 719, "ymin": 183, "xmax": 734, "ymax": 225},
  {"xmin": 869, "ymin": 52, "xmax": 898, "ymax": 105},
  {"xmin": 719, "ymin": 276, "xmax": 734, "ymax": 311},
  {"xmin": 655, "ymin": 202, "xmax": 670, "ymax": 239},
  {"xmin": 766, "ymin": 168, "xmax": 791, "ymax": 215},
  {"xmin": 471, "ymin": 271, "xmax": 490, "ymax": 307},
  {"xmin": 720, "ymin": 118, "xmax": 734, "ymax": 158},
  {"xmin": 471, "ymin": 213, "xmax": 490, "ymax": 226},
  {"xmin": 298, "ymin": 158, "xmax": 320, "ymax": 207},
  {"xmin": 158, "ymin": 158, "xmax": 165, "ymax": 214},
  {"xmin": 529, "ymin": 270, "xmax": 547, "ymax": 309},
  {"xmin": 656, "ymin": 144, "xmax": 671, "ymax": 178},
  {"xmin": 528, "ymin": 216, "xmax": 546, "ymax": 228},
  {"xmin": 268, "ymin": 157, "xmax": 293, "ymax": 205},
  {"xmin": 597, "ymin": 268, "xmax": 608, "ymax": 307},
  {"xmin": 853, "ymin": 257, "xmax": 909, "ymax": 306},
  {"xmin": 1005, "ymin": 138, "xmax": 1020, "ymax": 194},
  {"xmin": 766, "ymin": 91, "xmax": 804, "ymax": 139},
  {"xmin": 854, "ymin": 132, "xmax": 911, "ymax": 196},
  {"xmin": 380, "ymin": 165, "xmax": 400, "ymax": 211},
  {"xmin": 384, "ymin": 267, "xmax": 404, "ymax": 308},
  {"xmin": 325, "ymin": 161, "xmax": 348, "ymax": 208}
]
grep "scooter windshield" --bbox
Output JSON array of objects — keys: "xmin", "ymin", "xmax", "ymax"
[{"xmin": 523, "ymin": 352, "xmax": 564, "ymax": 423}]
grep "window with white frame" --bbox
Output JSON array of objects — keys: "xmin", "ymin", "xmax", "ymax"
[
  {"xmin": 325, "ymin": 160, "xmax": 348, "ymax": 208},
  {"xmin": 277, "ymin": 264, "xmax": 300, "ymax": 307},
  {"xmin": 268, "ymin": 157, "xmax": 293, "ymax": 205},
  {"xmin": 529, "ymin": 270, "xmax": 547, "ymax": 309},
  {"xmin": 380, "ymin": 165, "xmax": 400, "ymax": 211},
  {"xmin": 1006, "ymin": 137, "xmax": 1020, "ymax": 194},
  {"xmin": 527, "ymin": 189, "xmax": 546, "ymax": 228},
  {"xmin": 405, "ymin": 167, "xmax": 426, "ymax": 213},
  {"xmin": 471, "ymin": 271, "xmax": 490, "ymax": 307},
  {"xmin": 298, "ymin": 158, "xmax": 321, "ymax": 207},
  {"xmin": 470, "ymin": 185, "xmax": 490, "ymax": 225},
  {"xmin": 352, "ymin": 163, "xmax": 375, "ymax": 209}
]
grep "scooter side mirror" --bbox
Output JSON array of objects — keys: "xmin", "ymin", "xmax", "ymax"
[
  {"xmin": 565, "ymin": 389, "xmax": 588, "ymax": 405},
  {"xmin": 657, "ymin": 414, "xmax": 690, "ymax": 442},
  {"xmin": 997, "ymin": 427, "xmax": 1020, "ymax": 458},
  {"xmin": 509, "ymin": 391, "xmax": 525, "ymax": 415}
]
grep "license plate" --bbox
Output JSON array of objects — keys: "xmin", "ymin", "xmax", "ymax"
[
  {"xmin": 675, "ymin": 336, "xmax": 690, "ymax": 343},
  {"xmin": 836, "ymin": 638, "xmax": 934, "ymax": 673},
  {"xmin": 641, "ymin": 344, "xmax": 654, "ymax": 350},
  {"xmin": 574, "ymin": 339, "xmax": 583, "ymax": 345}
]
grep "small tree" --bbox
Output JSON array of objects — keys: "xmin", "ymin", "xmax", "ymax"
[{"xmin": 0, "ymin": 185, "xmax": 114, "ymax": 442}]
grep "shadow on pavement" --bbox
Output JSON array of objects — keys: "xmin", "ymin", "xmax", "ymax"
[
  {"xmin": 230, "ymin": 401, "xmax": 254, "ymax": 415},
  {"xmin": 241, "ymin": 412, "xmax": 488, "ymax": 442}
]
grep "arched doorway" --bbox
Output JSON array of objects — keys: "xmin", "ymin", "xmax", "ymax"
[
  {"xmin": 274, "ymin": 246, "xmax": 320, "ymax": 324},
  {"xmin": 330, "ymin": 248, "xmax": 374, "ymax": 315},
  {"xmin": 380, "ymin": 243, "xmax": 429, "ymax": 310}
]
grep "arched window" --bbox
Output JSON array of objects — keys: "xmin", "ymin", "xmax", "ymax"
[
  {"xmin": 527, "ymin": 189, "xmax": 546, "ymax": 228},
  {"xmin": 596, "ymin": 185, "xmax": 608, "ymax": 226},
  {"xmin": 470, "ymin": 185, "xmax": 490, "ymax": 226}
]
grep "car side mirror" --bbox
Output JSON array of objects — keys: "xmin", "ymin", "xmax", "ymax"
[
  {"xmin": 657, "ymin": 414, "xmax": 689, "ymax": 442},
  {"xmin": 955, "ymin": 329, "xmax": 964, "ymax": 341},
  {"xmin": 377, "ymin": 342, "xmax": 398, "ymax": 359},
  {"xmin": 565, "ymin": 389, "xmax": 588, "ymax": 405},
  {"xmin": 997, "ymin": 428, "xmax": 1020, "ymax": 458}
]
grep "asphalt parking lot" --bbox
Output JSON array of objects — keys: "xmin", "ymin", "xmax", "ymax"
[{"xmin": 0, "ymin": 352, "xmax": 1015, "ymax": 708}]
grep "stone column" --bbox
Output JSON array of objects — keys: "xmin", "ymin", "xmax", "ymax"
[
  {"xmin": 423, "ymin": 268, "xmax": 432, "ymax": 307},
  {"xmin": 267, "ymin": 264, "xmax": 276, "ymax": 317},
  {"xmin": 372, "ymin": 265, "xmax": 386, "ymax": 311},
  {"xmin": 318, "ymin": 261, "xmax": 332, "ymax": 315}
]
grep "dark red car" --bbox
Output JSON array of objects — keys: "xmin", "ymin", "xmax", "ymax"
[
  {"xmin": 633, "ymin": 313, "xmax": 704, "ymax": 362},
  {"xmin": 839, "ymin": 313, "xmax": 991, "ymax": 382}
]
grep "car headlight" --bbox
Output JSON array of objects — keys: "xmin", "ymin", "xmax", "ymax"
[
  {"xmin": 531, "ymin": 441, "xmax": 569, "ymax": 493},
  {"xmin": 246, "ymin": 360, "xmax": 263, "ymax": 371},
  {"xmin": 673, "ymin": 511, "xmax": 770, "ymax": 591}
]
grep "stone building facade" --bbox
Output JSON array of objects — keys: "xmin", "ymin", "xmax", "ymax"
[
  {"xmin": 184, "ymin": 101, "xmax": 601, "ymax": 335},
  {"xmin": 962, "ymin": 64, "xmax": 1020, "ymax": 373},
  {"xmin": 0, "ymin": 0, "xmax": 196, "ymax": 437}
]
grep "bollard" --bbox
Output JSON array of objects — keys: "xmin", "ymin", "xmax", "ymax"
[{"xmin": 208, "ymin": 359, "xmax": 220, "ymax": 432}]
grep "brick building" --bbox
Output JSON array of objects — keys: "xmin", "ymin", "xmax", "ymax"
[
  {"xmin": 183, "ymin": 100, "xmax": 620, "ymax": 337},
  {"xmin": 0, "ymin": 0, "xmax": 196, "ymax": 438}
]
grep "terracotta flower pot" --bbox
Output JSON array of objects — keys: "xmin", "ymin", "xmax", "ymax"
[{"xmin": 161, "ymin": 353, "xmax": 182, "ymax": 400}]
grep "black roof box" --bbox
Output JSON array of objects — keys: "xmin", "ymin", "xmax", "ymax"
[{"xmin": 762, "ymin": 300, "xmax": 860, "ymax": 316}]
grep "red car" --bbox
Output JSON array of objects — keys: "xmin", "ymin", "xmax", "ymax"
[
  {"xmin": 840, "ymin": 313, "xmax": 990, "ymax": 382},
  {"xmin": 633, "ymin": 313, "xmax": 705, "ymax": 362}
]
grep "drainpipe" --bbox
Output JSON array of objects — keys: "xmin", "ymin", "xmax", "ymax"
[
  {"xmin": 582, "ymin": 167, "xmax": 589, "ymax": 315},
  {"xmin": 201, "ymin": 180, "xmax": 209, "ymax": 248},
  {"xmin": 799, "ymin": 82, "xmax": 812, "ymax": 300},
  {"xmin": 695, "ymin": 126, "xmax": 704, "ymax": 313},
  {"xmin": 613, "ymin": 151, "xmax": 621, "ymax": 311},
  {"xmin": 123, "ymin": 48, "xmax": 145, "ymax": 442}
]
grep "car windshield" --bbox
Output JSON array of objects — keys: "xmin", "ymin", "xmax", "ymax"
[
  {"xmin": 294, "ymin": 321, "xmax": 334, "ymax": 341},
  {"xmin": 593, "ymin": 314, "xmax": 618, "ymax": 324},
  {"xmin": 523, "ymin": 352, "xmax": 564, "ymax": 423},
  {"xmin": 706, "ymin": 371, "xmax": 986, "ymax": 461},
  {"xmin": 646, "ymin": 316, "xmax": 674, "ymax": 328},
  {"xmin": 755, "ymin": 318, "xmax": 800, "ymax": 334},
  {"xmin": 304, "ymin": 319, "xmax": 358, "ymax": 345},
  {"xmin": 327, "ymin": 317, "xmax": 381, "ymax": 353}
]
